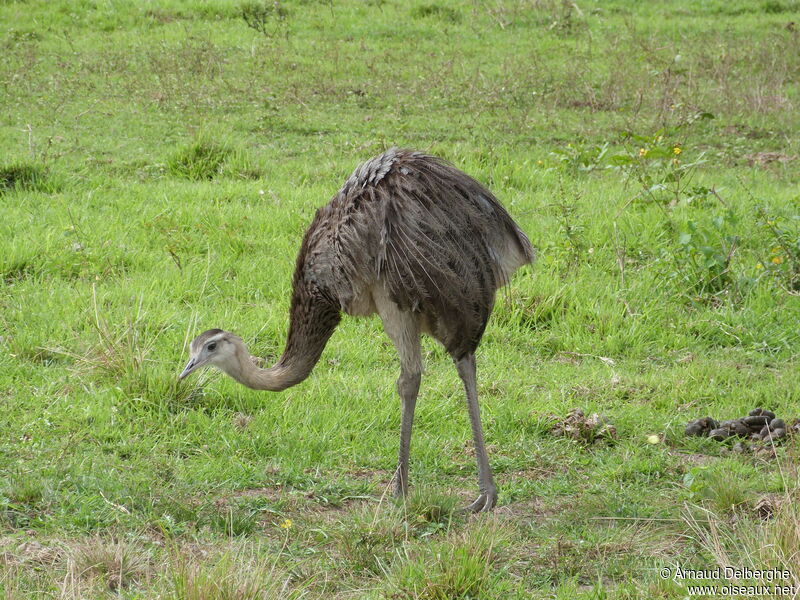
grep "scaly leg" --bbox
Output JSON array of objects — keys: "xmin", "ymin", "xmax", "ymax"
[
  {"xmin": 377, "ymin": 302, "xmax": 422, "ymax": 499},
  {"xmin": 395, "ymin": 362, "xmax": 421, "ymax": 498},
  {"xmin": 456, "ymin": 353, "xmax": 497, "ymax": 512}
]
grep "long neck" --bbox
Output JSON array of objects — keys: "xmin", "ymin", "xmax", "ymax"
[{"xmin": 233, "ymin": 285, "xmax": 341, "ymax": 392}]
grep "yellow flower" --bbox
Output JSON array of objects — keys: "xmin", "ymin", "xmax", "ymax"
[
  {"xmin": 279, "ymin": 518, "xmax": 293, "ymax": 529},
  {"xmin": 673, "ymin": 146, "xmax": 682, "ymax": 155},
  {"xmin": 756, "ymin": 263, "xmax": 764, "ymax": 270},
  {"xmin": 537, "ymin": 160, "xmax": 543, "ymax": 165},
  {"xmin": 639, "ymin": 148, "xmax": 649, "ymax": 157},
  {"xmin": 772, "ymin": 256, "xmax": 783, "ymax": 265}
]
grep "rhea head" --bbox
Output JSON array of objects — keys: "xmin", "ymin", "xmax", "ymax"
[{"xmin": 179, "ymin": 329, "xmax": 245, "ymax": 381}]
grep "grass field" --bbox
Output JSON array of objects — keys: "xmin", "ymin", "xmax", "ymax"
[{"xmin": 2, "ymin": 0, "xmax": 800, "ymax": 597}]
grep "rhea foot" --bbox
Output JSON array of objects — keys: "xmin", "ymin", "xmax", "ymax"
[
  {"xmin": 462, "ymin": 487, "xmax": 497, "ymax": 513},
  {"xmin": 392, "ymin": 466, "xmax": 409, "ymax": 499}
]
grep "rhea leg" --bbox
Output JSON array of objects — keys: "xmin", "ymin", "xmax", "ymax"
[
  {"xmin": 395, "ymin": 358, "xmax": 421, "ymax": 498},
  {"xmin": 455, "ymin": 353, "xmax": 497, "ymax": 512},
  {"xmin": 377, "ymin": 305, "xmax": 422, "ymax": 498}
]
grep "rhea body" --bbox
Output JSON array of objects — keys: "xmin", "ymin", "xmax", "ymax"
[{"xmin": 180, "ymin": 148, "xmax": 533, "ymax": 512}]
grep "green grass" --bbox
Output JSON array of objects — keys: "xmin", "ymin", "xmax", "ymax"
[{"xmin": 1, "ymin": 0, "xmax": 800, "ymax": 598}]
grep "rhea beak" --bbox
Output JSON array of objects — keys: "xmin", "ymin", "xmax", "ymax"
[{"xmin": 179, "ymin": 358, "xmax": 198, "ymax": 380}]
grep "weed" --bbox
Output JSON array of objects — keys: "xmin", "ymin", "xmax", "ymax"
[
  {"xmin": 551, "ymin": 142, "xmax": 610, "ymax": 174},
  {"xmin": 410, "ymin": 4, "xmax": 461, "ymax": 23},
  {"xmin": 0, "ymin": 162, "xmax": 54, "ymax": 194},
  {"xmin": 0, "ymin": 501, "xmax": 33, "ymax": 530},
  {"xmin": 152, "ymin": 496, "xmax": 205, "ymax": 536},
  {"xmin": 668, "ymin": 210, "xmax": 741, "ymax": 300},
  {"xmin": 530, "ymin": 0, "xmax": 589, "ymax": 35},
  {"xmin": 68, "ymin": 537, "xmax": 151, "ymax": 592},
  {"xmin": 612, "ymin": 125, "xmax": 711, "ymax": 208},
  {"xmin": 206, "ymin": 505, "xmax": 260, "ymax": 537},
  {"xmin": 1, "ymin": 260, "xmax": 37, "ymax": 284},
  {"xmin": 166, "ymin": 137, "xmax": 263, "ymax": 181},
  {"xmin": 2, "ymin": 478, "xmax": 44, "ymax": 506},
  {"xmin": 552, "ymin": 193, "xmax": 588, "ymax": 268},
  {"xmin": 240, "ymin": 1, "xmax": 289, "ymax": 37},
  {"xmin": 497, "ymin": 286, "xmax": 571, "ymax": 332},
  {"xmin": 167, "ymin": 549, "xmax": 304, "ymax": 600},
  {"xmin": 332, "ymin": 491, "xmax": 459, "ymax": 577},
  {"xmin": 45, "ymin": 289, "xmax": 200, "ymax": 406},
  {"xmin": 167, "ymin": 137, "xmax": 231, "ymax": 181},
  {"xmin": 401, "ymin": 487, "xmax": 460, "ymax": 532},
  {"xmin": 0, "ymin": 564, "xmax": 57, "ymax": 600},
  {"xmin": 334, "ymin": 505, "xmax": 407, "ymax": 575},
  {"xmin": 683, "ymin": 467, "xmax": 752, "ymax": 513},
  {"xmin": 762, "ymin": 1, "xmax": 795, "ymax": 14},
  {"xmin": 755, "ymin": 206, "xmax": 800, "ymax": 292},
  {"xmin": 385, "ymin": 523, "xmax": 507, "ymax": 600}
]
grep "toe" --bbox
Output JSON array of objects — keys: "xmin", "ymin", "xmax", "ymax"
[{"xmin": 463, "ymin": 491, "xmax": 497, "ymax": 513}]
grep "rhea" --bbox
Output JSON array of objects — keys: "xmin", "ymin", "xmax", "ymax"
[{"xmin": 180, "ymin": 148, "xmax": 533, "ymax": 512}]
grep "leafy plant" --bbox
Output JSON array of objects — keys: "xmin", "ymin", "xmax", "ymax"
[
  {"xmin": 0, "ymin": 162, "xmax": 59, "ymax": 194},
  {"xmin": 334, "ymin": 506, "xmax": 407, "ymax": 576},
  {"xmin": 386, "ymin": 524, "xmax": 507, "ymax": 600},
  {"xmin": 611, "ymin": 125, "xmax": 710, "ymax": 208},
  {"xmin": 663, "ymin": 210, "xmax": 740, "ymax": 301},
  {"xmin": 551, "ymin": 141, "xmax": 610, "ymax": 174},
  {"xmin": 167, "ymin": 138, "xmax": 232, "ymax": 181},
  {"xmin": 240, "ymin": 1, "xmax": 289, "ymax": 38},
  {"xmin": 411, "ymin": 4, "xmax": 462, "ymax": 23},
  {"xmin": 554, "ymin": 199, "xmax": 587, "ymax": 268},
  {"xmin": 683, "ymin": 467, "xmax": 751, "ymax": 513},
  {"xmin": 755, "ymin": 206, "xmax": 800, "ymax": 292}
]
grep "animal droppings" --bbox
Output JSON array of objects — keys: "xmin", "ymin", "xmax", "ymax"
[
  {"xmin": 684, "ymin": 416, "xmax": 718, "ymax": 437},
  {"xmin": 685, "ymin": 408, "xmax": 797, "ymax": 455},
  {"xmin": 550, "ymin": 408, "xmax": 617, "ymax": 444}
]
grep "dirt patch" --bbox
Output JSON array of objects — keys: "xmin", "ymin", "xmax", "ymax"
[
  {"xmin": 669, "ymin": 450, "xmax": 715, "ymax": 466},
  {"xmin": 497, "ymin": 466, "xmax": 558, "ymax": 486},
  {"xmin": 496, "ymin": 497, "xmax": 555, "ymax": 520},
  {"xmin": 1, "ymin": 538, "xmax": 63, "ymax": 566},
  {"xmin": 221, "ymin": 486, "xmax": 284, "ymax": 503},
  {"xmin": 745, "ymin": 152, "xmax": 797, "ymax": 167},
  {"xmin": 346, "ymin": 468, "xmax": 394, "ymax": 484}
]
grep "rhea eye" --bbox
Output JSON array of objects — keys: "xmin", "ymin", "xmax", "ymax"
[{"xmin": 207, "ymin": 342, "xmax": 217, "ymax": 352}]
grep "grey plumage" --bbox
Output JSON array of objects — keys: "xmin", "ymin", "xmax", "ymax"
[
  {"xmin": 293, "ymin": 148, "xmax": 532, "ymax": 356},
  {"xmin": 181, "ymin": 148, "xmax": 533, "ymax": 511}
]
